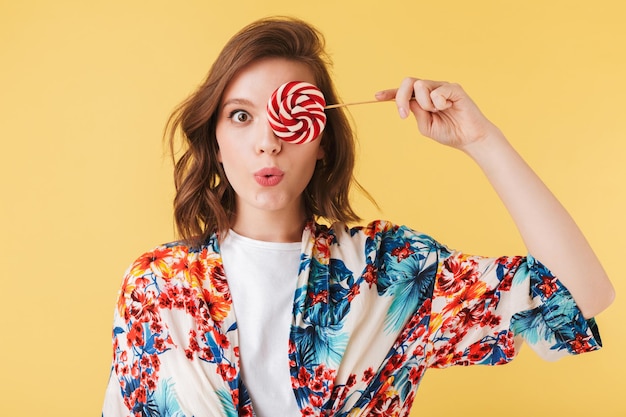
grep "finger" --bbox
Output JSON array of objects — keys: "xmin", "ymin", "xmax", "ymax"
[
  {"xmin": 413, "ymin": 79, "xmax": 446, "ymax": 113},
  {"xmin": 408, "ymin": 99, "xmax": 432, "ymax": 137},
  {"xmin": 429, "ymin": 82, "xmax": 462, "ymax": 111},
  {"xmin": 374, "ymin": 88, "xmax": 397, "ymax": 102},
  {"xmin": 395, "ymin": 77, "xmax": 418, "ymax": 118}
]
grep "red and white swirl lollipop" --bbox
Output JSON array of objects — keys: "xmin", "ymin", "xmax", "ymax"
[{"xmin": 267, "ymin": 81, "xmax": 327, "ymax": 144}]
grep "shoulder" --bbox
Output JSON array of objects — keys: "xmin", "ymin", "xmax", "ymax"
[
  {"xmin": 316, "ymin": 220, "xmax": 446, "ymax": 264},
  {"xmin": 124, "ymin": 235, "xmax": 221, "ymax": 282},
  {"xmin": 324, "ymin": 220, "xmax": 440, "ymax": 246}
]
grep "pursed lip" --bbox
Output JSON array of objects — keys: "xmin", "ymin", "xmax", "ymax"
[{"xmin": 254, "ymin": 167, "xmax": 284, "ymax": 186}]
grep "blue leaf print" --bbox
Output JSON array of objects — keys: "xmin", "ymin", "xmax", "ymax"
[
  {"xmin": 291, "ymin": 323, "xmax": 348, "ymax": 367},
  {"xmin": 153, "ymin": 378, "xmax": 186, "ymax": 417},
  {"xmin": 216, "ymin": 388, "xmax": 238, "ymax": 417},
  {"xmin": 510, "ymin": 308, "xmax": 551, "ymax": 345},
  {"xmin": 384, "ymin": 260, "xmax": 437, "ymax": 332}
]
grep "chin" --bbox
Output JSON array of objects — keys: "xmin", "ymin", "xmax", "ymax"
[{"xmin": 252, "ymin": 194, "xmax": 300, "ymax": 214}]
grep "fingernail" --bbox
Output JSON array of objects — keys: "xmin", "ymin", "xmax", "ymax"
[
  {"xmin": 375, "ymin": 91, "xmax": 385, "ymax": 98},
  {"xmin": 398, "ymin": 107, "xmax": 408, "ymax": 119}
]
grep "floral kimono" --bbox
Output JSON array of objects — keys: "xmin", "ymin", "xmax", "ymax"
[{"xmin": 102, "ymin": 220, "xmax": 601, "ymax": 416}]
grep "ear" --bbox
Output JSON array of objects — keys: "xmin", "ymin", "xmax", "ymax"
[
  {"xmin": 316, "ymin": 136, "xmax": 325, "ymax": 160},
  {"xmin": 217, "ymin": 148, "xmax": 222, "ymax": 163}
]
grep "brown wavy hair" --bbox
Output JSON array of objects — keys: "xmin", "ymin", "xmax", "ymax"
[{"xmin": 166, "ymin": 16, "xmax": 370, "ymax": 246}]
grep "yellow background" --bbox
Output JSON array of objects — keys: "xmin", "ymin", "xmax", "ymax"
[{"xmin": 1, "ymin": 0, "xmax": 625, "ymax": 415}]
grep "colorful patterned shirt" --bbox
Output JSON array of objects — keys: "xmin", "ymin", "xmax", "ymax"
[{"xmin": 102, "ymin": 220, "xmax": 601, "ymax": 416}]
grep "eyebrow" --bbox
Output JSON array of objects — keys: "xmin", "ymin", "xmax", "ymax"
[{"xmin": 221, "ymin": 98, "xmax": 255, "ymax": 110}]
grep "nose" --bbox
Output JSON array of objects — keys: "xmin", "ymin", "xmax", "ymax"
[{"xmin": 256, "ymin": 122, "xmax": 282, "ymax": 155}]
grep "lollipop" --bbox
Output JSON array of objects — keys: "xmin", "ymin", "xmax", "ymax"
[{"xmin": 267, "ymin": 81, "xmax": 327, "ymax": 144}]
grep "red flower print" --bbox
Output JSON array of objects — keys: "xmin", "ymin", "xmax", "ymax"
[
  {"xmin": 309, "ymin": 290, "xmax": 329, "ymax": 306},
  {"xmin": 363, "ymin": 220, "xmax": 394, "ymax": 240},
  {"xmin": 214, "ymin": 331, "xmax": 230, "ymax": 349},
  {"xmin": 321, "ymin": 366, "xmax": 335, "ymax": 381},
  {"xmin": 301, "ymin": 406, "xmax": 315, "ymax": 417},
  {"xmin": 151, "ymin": 354, "xmax": 161, "ymax": 372},
  {"xmin": 240, "ymin": 405, "xmax": 254, "ymax": 417},
  {"xmin": 157, "ymin": 290, "xmax": 173, "ymax": 309},
  {"xmin": 438, "ymin": 254, "xmax": 480, "ymax": 294},
  {"xmin": 455, "ymin": 303, "xmax": 485, "ymax": 328},
  {"xmin": 497, "ymin": 332, "xmax": 516, "ymax": 360},
  {"xmin": 368, "ymin": 385, "xmax": 401, "ymax": 416},
  {"xmin": 231, "ymin": 388, "xmax": 239, "ymax": 406},
  {"xmin": 171, "ymin": 251, "xmax": 207, "ymax": 283},
  {"xmin": 440, "ymin": 279, "xmax": 487, "ymax": 319},
  {"xmin": 185, "ymin": 301, "xmax": 198, "ymax": 317},
  {"xmin": 209, "ymin": 264, "xmax": 230, "ymax": 294},
  {"xmin": 391, "ymin": 242, "xmax": 414, "ymax": 261},
  {"xmin": 347, "ymin": 284, "xmax": 360, "ymax": 301},
  {"xmin": 218, "ymin": 364, "xmax": 237, "ymax": 381},
  {"xmin": 134, "ymin": 275, "xmax": 150, "ymax": 288},
  {"xmin": 408, "ymin": 367, "xmax": 421, "ymax": 384},
  {"xmin": 363, "ymin": 263, "xmax": 378, "ymax": 287},
  {"xmin": 144, "ymin": 373, "xmax": 157, "ymax": 391},
  {"xmin": 379, "ymin": 353, "xmax": 406, "ymax": 381},
  {"xmin": 498, "ymin": 272, "xmax": 513, "ymax": 292},
  {"xmin": 298, "ymin": 367, "xmax": 311, "ymax": 387},
  {"xmin": 362, "ymin": 367, "xmax": 374, "ymax": 383},
  {"xmin": 310, "ymin": 378, "xmax": 324, "ymax": 392},
  {"xmin": 363, "ymin": 223, "xmax": 377, "ymax": 240},
  {"xmin": 569, "ymin": 333, "xmax": 592, "ymax": 353},
  {"xmin": 133, "ymin": 247, "xmax": 172, "ymax": 277},
  {"xmin": 140, "ymin": 355, "xmax": 151, "ymax": 368},
  {"xmin": 171, "ymin": 257, "xmax": 190, "ymax": 276},
  {"xmin": 467, "ymin": 341, "xmax": 491, "ymax": 362},
  {"xmin": 203, "ymin": 288, "xmax": 231, "ymax": 323},
  {"xmin": 118, "ymin": 364, "xmax": 129, "ymax": 376},
  {"xmin": 149, "ymin": 320, "xmax": 163, "ymax": 335},
  {"xmin": 190, "ymin": 260, "xmax": 207, "ymax": 281},
  {"xmin": 133, "ymin": 386, "xmax": 147, "ymax": 405},
  {"xmin": 412, "ymin": 345, "xmax": 424, "ymax": 357},
  {"xmin": 128, "ymin": 289, "xmax": 159, "ymax": 323},
  {"xmin": 184, "ymin": 331, "xmax": 200, "ymax": 360},
  {"xmin": 310, "ymin": 393, "xmax": 323, "ymax": 407},
  {"xmin": 127, "ymin": 321, "xmax": 144, "ymax": 348},
  {"xmin": 314, "ymin": 233, "xmax": 332, "ymax": 261},
  {"xmin": 537, "ymin": 275, "xmax": 559, "ymax": 298},
  {"xmin": 197, "ymin": 347, "xmax": 213, "ymax": 362},
  {"xmin": 131, "ymin": 361, "xmax": 140, "ymax": 378},
  {"xmin": 480, "ymin": 310, "xmax": 501, "ymax": 327}
]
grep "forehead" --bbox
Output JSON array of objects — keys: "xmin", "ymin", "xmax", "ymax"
[{"xmin": 222, "ymin": 57, "xmax": 317, "ymax": 102}]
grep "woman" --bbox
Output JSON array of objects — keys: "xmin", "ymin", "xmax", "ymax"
[{"xmin": 102, "ymin": 16, "xmax": 614, "ymax": 417}]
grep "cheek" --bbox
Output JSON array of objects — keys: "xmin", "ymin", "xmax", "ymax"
[
  {"xmin": 215, "ymin": 128, "xmax": 230, "ymax": 165},
  {"xmin": 302, "ymin": 151, "xmax": 322, "ymax": 181}
]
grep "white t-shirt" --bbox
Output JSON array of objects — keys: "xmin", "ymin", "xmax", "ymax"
[{"xmin": 220, "ymin": 230, "xmax": 302, "ymax": 417}]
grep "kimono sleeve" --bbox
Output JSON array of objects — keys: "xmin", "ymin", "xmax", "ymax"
[
  {"xmin": 426, "ymin": 251, "xmax": 602, "ymax": 368},
  {"xmin": 101, "ymin": 248, "xmax": 184, "ymax": 417}
]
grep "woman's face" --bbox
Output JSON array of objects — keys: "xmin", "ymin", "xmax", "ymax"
[{"xmin": 215, "ymin": 57, "xmax": 325, "ymax": 223}]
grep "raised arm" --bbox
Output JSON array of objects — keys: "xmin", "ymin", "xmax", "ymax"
[{"xmin": 376, "ymin": 78, "xmax": 615, "ymax": 318}]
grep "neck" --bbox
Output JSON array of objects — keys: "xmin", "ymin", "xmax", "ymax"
[{"xmin": 230, "ymin": 207, "xmax": 309, "ymax": 243}]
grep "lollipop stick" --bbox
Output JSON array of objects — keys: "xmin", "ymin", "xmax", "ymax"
[
  {"xmin": 324, "ymin": 99, "xmax": 383, "ymax": 109},
  {"xmin": 325, "ymin": 97, "xmax": 414, "ymax": 109}
]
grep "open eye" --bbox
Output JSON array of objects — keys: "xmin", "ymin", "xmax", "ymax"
[{"xmin": 228, "ymin": 110, "xmax": 251, "ymax": 123}]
